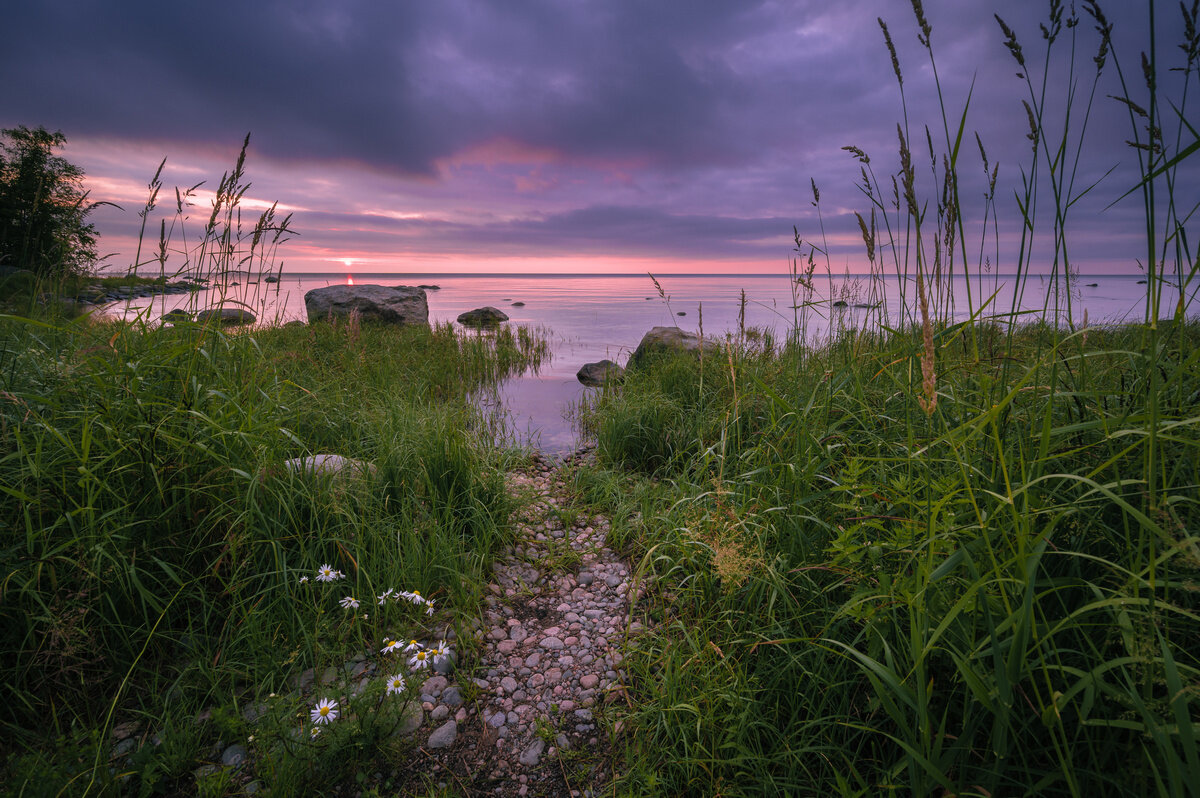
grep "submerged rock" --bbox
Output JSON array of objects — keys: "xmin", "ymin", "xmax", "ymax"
[
  {"xmin": 304, "ymin": 284, "xmax": 429, "ymax": 326},
  {"xmin": 457, "ymin": 306, "xmax": 509, "ymax": 327},
  {"xmin": 577, "ymin": 360, "xmax": 625, "ymax": 387}
]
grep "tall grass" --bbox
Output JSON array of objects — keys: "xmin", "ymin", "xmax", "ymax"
[
  {"xmin": 575, "ymin": 3, "xmax": 1200, "ymax": 795},
  {"xmin": 0, "ymin": 146, "xmax": 549, "ymax": 794}
]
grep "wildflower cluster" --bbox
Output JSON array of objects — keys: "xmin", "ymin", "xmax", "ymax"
[
  {"xmin": 380, "ymin": 636, "xmax": 453, "ymax": 672},
  {"xmin": 376, "ymin": 587, "xmax": 436, "ymax": 616},
  {"xmin": 298, "ymin": 574, "xmax": 455, "ymax": 734}
]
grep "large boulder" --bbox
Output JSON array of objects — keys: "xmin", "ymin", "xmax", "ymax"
[
  {"xmin": 457, "ymin": 306, "xmax": 509, "ymax": 327},
  {"xmin": 304, "ymin": 284, "xmax": 429, "ymax": 326},
  {"xmin": 576, "ymin": 360, "xmax": 625, "ymax": 387},
  {"xmin": 196, "ymin": 306, "xmax": 256, "ymax": 325},
  {"xmin": 629, "ymin": 326, "xmax": 720, "ymax": 368}
]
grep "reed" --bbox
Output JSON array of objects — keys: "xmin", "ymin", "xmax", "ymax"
[{"xmin": 576, "ymin": 2, "xmax": 1200, "ymax": 795}]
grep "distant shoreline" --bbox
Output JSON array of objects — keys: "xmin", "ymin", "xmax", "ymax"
[{"xmin": 106, "ymin": 270, "xmax": 1150, "ymax": 281}]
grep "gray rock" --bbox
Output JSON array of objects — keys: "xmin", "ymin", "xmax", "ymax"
[
  {"xmin": 221, "ymin": 744, "xmax": 248, "ymax": 769},
  {"xmin": 304, "ymin": 284, "xmax": 429, "ymax": 326},
  {"xmin": 457, "ymin": 306, "xmax": 509, "ymax": 327},
  {"xmin": 519, "ymin": 738, "xmax": 546, "ymax": 766},
  {"xmin": 395, "ymin": 703, "xmax": 424, "ymax": 736},
  {"xmin": 628, "ymin": 326, "xmax": 720, "ymax": 368},
  {"xmin": 541, "ymin": 636, "xmax": 565, "ymax": 650},
  {"xmin": 576, "ymin": 360, "xmax": 625, "ymax": 387},
  {"xmin": 161, "ymin": 308, "xmax": 192, "ymax": 323},
  {"xmin": 433, "ymin": 648, "xmax": 457, "ymax": 675},
  {"xmin": 488, "ymin": 711, "xmax": 507, "ymax": 728},
  {"xmin": 196, "ymin": 306, "xmax": 256, "ymax": 325},
  {"xmin": 441, "ymin": 686, "xmax": 463, "ymax": 707},
  {"xmin": 426, "ymin": 720, "xmax": 457, "ymax": 749}
]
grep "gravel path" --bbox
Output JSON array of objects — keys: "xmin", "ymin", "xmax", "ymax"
[{"xmin": 405, "ymin": 448, "xmax": 635, "ymax": 796}]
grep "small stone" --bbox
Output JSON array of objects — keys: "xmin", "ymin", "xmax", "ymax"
[
  {"xmin": 221, "ymin": 744, "xmax": 248, "ymax": 769},
  {"xmin": 500, "ymin": 676, "xmax": 519, "ymax": 693},
  {"xmin": 604, "ymin": 575, "xmax": 622, "ymax": 588},
  {"xmin": 519, "ymin": 738, "xmax": 546, "ymax": 766},
  {"xmin": 422, "ymin": 675, "xmax": 448, "ymax": 694},
  {"xmin": 577, "ymin": 572, "xmax": 594, "ymax": 586},
  {"xmin": 580, "ymin": 674, "xmax": 599, "ymax": 689},
  {"xmin": 524, "ymin": 652, "xmax": 542, "ymax": 668},
  {"xmin": 427, "ymin": 720, "xmax": 457, "ymax": 749},
  {"xmin": 541, "ymin": 637, "xmax": 564, "ymax": 650},
  {"xmin": 431, "ymin": 705, "xmax": 449, "ymax": 721},
  {"xmin": 442, "ymin": 686, "xmax": 463, "ymax": 707},
  {"xmin": 488, "ymin": 712, "xmax": 506, "ymax": 729},
  {"xmin": 396, "ymin": 703, "xmax": 424, "ymax": 736}
]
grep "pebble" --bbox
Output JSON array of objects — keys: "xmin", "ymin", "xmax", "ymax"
[{"xmin": 426, "ymin": 720, "xmax": 457, "ymax": 749}]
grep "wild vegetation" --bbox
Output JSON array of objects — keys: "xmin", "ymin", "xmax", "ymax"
[
  {"xmin": 2, "ymin": 1, "xmax": 1197, "ymax": 796},
  {"xmin": 0, "ymin": 142, "xmax": 550, "ymax": 794},
  {"xmin": 567, "ymin": 2, "xmax": 1200, "ymax": 795}
]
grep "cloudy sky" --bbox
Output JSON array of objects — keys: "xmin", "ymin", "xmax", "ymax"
[{"xmin": 2, "ymin": 1, "xmax": 1190, "ymax": 275}]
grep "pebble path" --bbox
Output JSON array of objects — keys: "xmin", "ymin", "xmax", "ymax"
[
  {"xmin": 405, "ymin": 447, "xmax": 635, "ymax": 796},
  {"xmin": 112, "ymin": 449, "xmax": 635, "ymax": 796}
]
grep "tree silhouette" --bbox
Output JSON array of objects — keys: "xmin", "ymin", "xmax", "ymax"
[{"xmin": 0, "ymin": 125, "xmax": 100, "ymax": 278}]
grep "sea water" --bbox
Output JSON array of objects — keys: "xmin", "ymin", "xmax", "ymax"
[{"xmin": 108, "ymin": 271, "xmax": 1197, "ymax": 454}]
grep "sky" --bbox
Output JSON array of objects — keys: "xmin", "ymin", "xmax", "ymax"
[{"xmin": 2, "ymin": 1, "xmax": 1193, "ymax": 276}]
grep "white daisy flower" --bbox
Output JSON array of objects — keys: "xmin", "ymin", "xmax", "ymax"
[
  {"xmin": 339, "ymin": 596, "xmax": 360, "ymax": 610},
  {"xmin": 408, "ymin": 649, "xmax": 431, "ymax": 670},
  {"xmin": 425, "ymin": 600, "xmax": 435, "ymax": 616},
  {"xmin": 385, "ymin": 673, "xmax": 406, "ymax": 695},
  {"xmin": 310, "ymin": 698, "xmax": 338, "ymax": 725},
  {"xmin": 381, "ymin": 638, "xmax": 403, "ymax": 655},
  {"xmin": 403, "ymin": 639, "xmax": 423, "ymax": 653},
  {"xmin": 310, "ymin": 726, "xmax": 321, "ymax": 739},
  {"xmin": 377, "ymin": 589, "xmax": 395, "ymax": 605},
  {"xmin": 298, "ymin": 576, "xmax": 309, "ymax": 584},
  {"xmin": 432, "ymin": 641, "xmax": 451, "ymax": 666},
  {"xmin": 315, "ymin": 564, "xmax": 338, "ymax": 582}
]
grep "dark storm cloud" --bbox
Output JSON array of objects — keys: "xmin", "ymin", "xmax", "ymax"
[
  {"xmin": 1, "ymin": 1, "xmax": 1183, "ymax": 273},
  {"xmin": 4, "ymin": 0, "xmax": 785, "ymax": 173}
]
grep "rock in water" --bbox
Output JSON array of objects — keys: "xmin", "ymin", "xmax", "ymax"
[
  {"xmin": 304, "ymin": 284, "xmax": 429, "ymax": 326},
  {"xmin": 196, "ymin": 307, "xmax": 256, "ymax": 325},
  {"xmin": 576, "ymin": 360, "xmax": 625, "ymax": 387},
  {"xmin": 457, "ymin": 306, "xmax": 509, "ymax": 327},
  {"xmin": 161, "ymin": 308, "xmax": 192, "ymax": 323},
  {"xmin": 628, "ymin": 326, "xmax": 720, "ymax": 368}
]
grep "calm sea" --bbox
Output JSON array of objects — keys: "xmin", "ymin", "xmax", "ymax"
[{"xmin": 111, "ymin": 271, "xmax": 1196, "ymax": 455}]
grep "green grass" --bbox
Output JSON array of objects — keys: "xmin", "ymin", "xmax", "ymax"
[
  {"xmin": 0, "ymin": 291, "xmax": 548, "ymax": 795},
  {"xmin": 567, "ymin": 3, "xmax": 1200, "ymax": 795}
]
